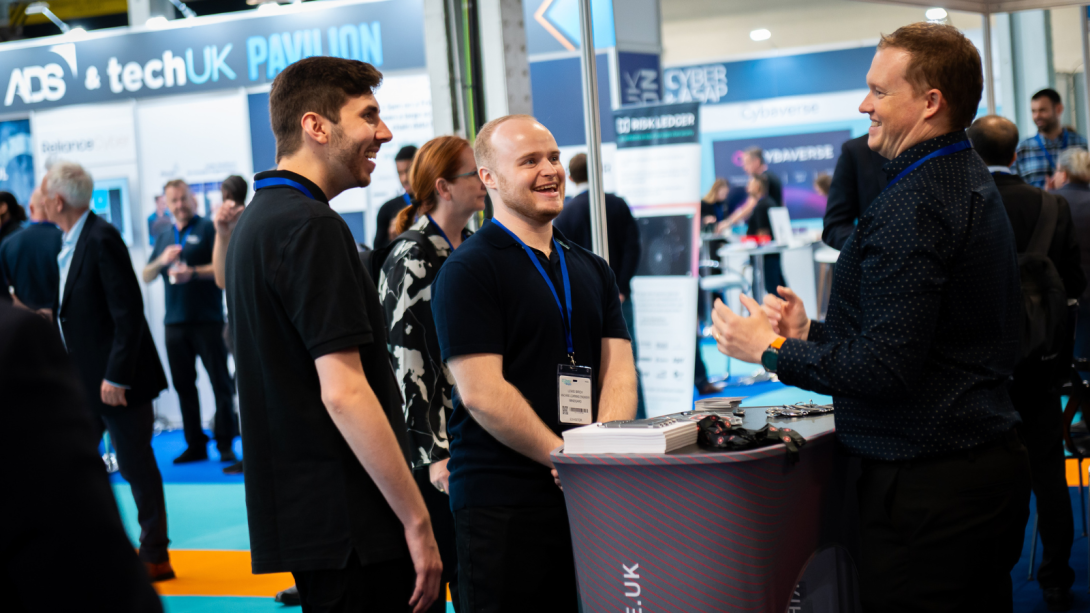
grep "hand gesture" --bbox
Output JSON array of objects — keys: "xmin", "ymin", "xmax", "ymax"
[
  {"xmin": 404, "ymin": 520, "xmax": 443, "ymax": 613},
  {"xmin": 711, "ymin": 296, "xmax": 778, "ymax": 364},
  {"xmin": 158, "ymin": 244, "xmax": 183, "ymax": 267},
  {"xmin": 214, "ymin": 200, "xmax": 244, "ymax": 234},
  {"xmin": 170, "ymin": 263, "xmax": 194, "ymax": 284},
  {"xmin": 100, "ymin": 380, "xmax": 128, "ymax": 406},
  {"xmin": 429, "ymin": 458, "xmax": 451, "ymax": 495},
  {"xmin": 761, "ymin": 286, "xmax": 811, "ymax": 340}
]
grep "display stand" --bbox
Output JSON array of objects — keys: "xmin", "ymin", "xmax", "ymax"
[{"xmin": 553, "ymin": 412, "xmax": 860, "ymax": 612}]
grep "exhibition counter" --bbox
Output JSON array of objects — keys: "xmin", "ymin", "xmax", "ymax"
[{"xmin": 553, "ymin": 411, "xmax": 861, "ymax": 613}]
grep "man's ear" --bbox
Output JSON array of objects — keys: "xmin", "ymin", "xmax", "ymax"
[
  {"xmin": 479, "ymin": 167, "xmax": 498, "ymax": 192},
  {"xmin": 300, "ymin": 111, "xmax": 331, "ymax": 146},
  {"xmin": 922, "ymin": 88, "xmax": 944, "ymax": 121}
]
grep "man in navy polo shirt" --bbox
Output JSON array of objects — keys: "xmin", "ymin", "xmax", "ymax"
[
  {"xmin": 143, "ymin": 180, "xmax": 236, "ymax": 464},
  {"xmin": 432, "ymin": 115, "xmax": 638, "ymax": 613}
]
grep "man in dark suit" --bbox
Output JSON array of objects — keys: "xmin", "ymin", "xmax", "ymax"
[
  {"xmin": 1, "ymin": 301, "xmax": 164, "ymax": 613},
  {"xmin": 0, "ymin": 187, "xmax": 61, "ymax": 313},
  {"xmin": 969, "ymin": 115, "xmax": 1084, "ymax": 611},
  {"xmin": 373, "ymin": 144, "xmax": 418, "ymax": 249},
  {"xmin": 822, "ymin": 134, "xmax": 888, "ymax": 250},
  {"xmin": 40, "ymin": 161, "xmax": 174, "ymax": 582}
]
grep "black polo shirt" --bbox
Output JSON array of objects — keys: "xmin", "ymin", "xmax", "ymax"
[
  {"xmin": 149, "ymin": 215, "xmax": 223, "ymax": 325},
  {"xmin": 432, "ymin": 220, "xmax": 630, "ymax": 511},
  {"xmin": 225, "ymin": 169, "xmax": 409, "ymax": 574}
]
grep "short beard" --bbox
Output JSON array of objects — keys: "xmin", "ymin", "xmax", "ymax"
[
  {"xmin": 330, "ymin": 123, "xmax": 371, "ymax": 188},
  {"xmin": 494, "ymin": 171, "xmax": 562, "ymax": 224}
]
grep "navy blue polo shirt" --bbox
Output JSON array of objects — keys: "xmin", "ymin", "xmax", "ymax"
[
  {"xmin": 432, "ymin": 220, "xmax": 630, "ymax": 511},
  {"xmin": 149, "ymin": 215, "xmax": 223, "ymax": 325}
]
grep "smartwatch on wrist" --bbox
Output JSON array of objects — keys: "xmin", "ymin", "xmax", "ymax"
[{"xmin": 761, "ymin": 336, "xmax": 787, "ymax": 373}]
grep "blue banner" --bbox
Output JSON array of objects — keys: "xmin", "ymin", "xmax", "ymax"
[
  {"xmin": 614, "ymin": 102, "xmax": 699, "ymax": 149},
  {"xmin": 0, "ymin": 119, "xmax": 34, "ymax": 207},
  {"xmin": 0, "ymin": 0, "xmax": 424, "ymax": 111},
  {"xmin": 617, "ymin": 52, "xmax": 660, "ymax": 107}
]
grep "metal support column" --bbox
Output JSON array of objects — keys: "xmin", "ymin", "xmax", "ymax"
[
  {"xmin": 983, "ymin": 12, "xmax": 996, "ymax": 115},
  {"xmin": 577, "ymin": 0, "xmax": 609, "ymax": 262}
]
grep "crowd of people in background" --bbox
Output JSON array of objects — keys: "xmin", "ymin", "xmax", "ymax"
[{"xmin": 3, "ymin": 19, "xmax": 1090, "ymax": 613}]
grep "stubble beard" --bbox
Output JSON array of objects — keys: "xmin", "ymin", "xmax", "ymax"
[
  {"xmin": 330, "ymin": 124, "xmax": 372, "ymax": 188},
  {"xmin": 494, "ymin": 170, "xmax": 563, "ymax": 224}
]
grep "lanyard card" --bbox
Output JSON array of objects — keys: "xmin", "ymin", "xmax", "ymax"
[{"xmin": 558, "ymin": 364, "xmax": 593, "ymax": 425}]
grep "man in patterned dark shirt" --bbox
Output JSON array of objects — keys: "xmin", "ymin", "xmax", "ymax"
[{"xmin": 712, "ymin": 23, "xmax": 1031, "ymax": 612}]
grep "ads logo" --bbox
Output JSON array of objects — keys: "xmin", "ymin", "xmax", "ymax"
[
  {"xmin": 616, "ymin": 117, "xmax": 631, "ymax": 135},
  {"xmin": 4, "ymin": 43, "xmax": 77, "ymax": 106}
]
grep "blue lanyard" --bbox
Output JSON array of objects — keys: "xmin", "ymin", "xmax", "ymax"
[
  {"xmin": 1034, "ymin": 130, "xmax": 1068, "ymax": 172},
  {"xmin": 402, "ymin": 192, "xmax": 412, "ymax": 206},
  {"xmin": 491, "ymin": 218, "xmax": 575, "ymax": 362},
  {"xmin": 426, "ymin": 214, "xmax": 454, "ymax": 250},
  {"xmin": 254, "ymin": 177, "xmax": 315, "ymax": 200},
  {"xmin": 884, "ymin": 140, "xmax": 973, "ymax": 192},
  {"xmin": 173, "ymin": 223, "xmax": 193, "ymax": 247}
]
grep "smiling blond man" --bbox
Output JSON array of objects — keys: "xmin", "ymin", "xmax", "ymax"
[
  {"xmin": 712, "ymin": 23, "xmax": 1031, "ymax": 612},
  {"xmin": 432, "ymin": 115, "xmax": 637, "ymax": 613}
]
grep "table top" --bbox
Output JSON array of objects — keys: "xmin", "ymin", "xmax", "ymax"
[{"xmin": 553, "ymin": 410, "xmax": 834, "ymax": 466}]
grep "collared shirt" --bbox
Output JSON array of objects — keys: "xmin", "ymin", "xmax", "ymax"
[
  {"xmin": 778, "ymin": 130, "xmax": 1022, "ymax": 461},
  {"xmin": 57, "ymin": 208, "xmax": 90, "ymax": 310},
  {"xmin": 1013, "ymin": 128, "xmax": 1089, "ymax": 188},
  {"xmin": 432, "ymin": 220, "xmax": 630, "ymax": 511},
  {"xmin": 987, "ymin": 165, "xmax": 1014, "ymax": 175},
  {"xmin": 149, "ymin": 215, "xmax": 223, "ymax": 325},
  {"xmin": 378, "ymin": 215, "xmax": 472, "ymax": 469}
]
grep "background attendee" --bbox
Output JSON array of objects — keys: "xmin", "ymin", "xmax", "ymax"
[
  {"xmin": 143, "ymin": 180, "xmax": 237, "ymax": 465},
  {"xmin": 717, "ymin": 175, "xmax": 784, "ymax": 295},
  {"xmin": 1014, "ymin": 89, "xmax": 1089, "ymax": 189},
  {"xmin": 1053, "ymin": 149, "xmax": 1090, "ymax": 361},
  {"xmin": 812, "ymin": 172, "xmax": 832, "ymax": 197},
  {"xmin": 1, "ymin": 301, "xmax": 165, "ymax": 613},
  {"xmin": 225, "ymin": 56, "xmax": 441, "ymax": 612},
  {"xmin": 0, "ymin": 187, "xmax": 61, "ymax": 314},
  {"xmin": 741, "ymin": 147, "xmax": 782, "ymax": 206},
  {"xmin": 969, "ymin": 115, "xmax": 1084, "ymax": 611},
  {"xmin": 41, "ymin": 161, "xmax": 173, "ymax": 582},
  {"xmin": 713, "ymin": 24, "xmax": 1030, "ymax": 611},
  {"xmin": 701, "ymin": 177, "xmax": 729, "ymax": 224},
  {"xmin": 433, "ymin": 115, "xmax": 638, "ymax": 613},
  {"xmin": 555, "ymin": 153, "xmax": 644, "ymax": 415},
  {"xmin": 0, "ymin": 191, "xmax": 26, "ymax": 249},
  {"xmin": 379, "ymin": 135, "xmax": 486, "ymax": 612},
  {"xmin": 147, "ymin": 194, "xmax": 173, "ymax": 247},
  {"xmin": 374, "ymin": 145, "xmax": 419, "ymax": 249},
  {"xmin": 213, "ymin": 176, "xmax": 246, "ymax": 476},
  {"xmin": 822, "ymin": 134, "xmax": 888, "ymax": 250}
]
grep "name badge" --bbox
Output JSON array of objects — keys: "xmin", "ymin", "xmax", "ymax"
[
  {"xmin": 186, "ymin": 235, "xmax": 201, "ymax": 245},
  {"xmin": 558, "ymin": 364, "xmax": 593, "ymax": 425}
]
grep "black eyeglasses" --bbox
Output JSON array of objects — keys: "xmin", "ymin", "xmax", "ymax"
[{"xmin": 452, "ymin": 170, "xmax": 480, "ymax": 180}]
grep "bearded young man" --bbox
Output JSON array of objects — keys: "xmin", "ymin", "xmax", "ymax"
[
  {"xmin": 712, "ymin": 23, "xmax": 1031, "ymax": 612},
  {"xmin": 1014, "ymin": 88, "xmax": 1089, "ymax": 189},
  {"xmin": 225, "ymin": 56, "xmax": 441, "ymax": 613},
  {"xmin": 431, "ymin": 115, "xmax": 638, "ymax": 613}
]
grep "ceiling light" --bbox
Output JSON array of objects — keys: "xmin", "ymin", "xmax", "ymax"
[
  {"xmin": 146, "ymin": 16, "xmax": 169, "ymax": 28},
  {"xmin": 750, "ymin": 29, "xmax": 771, "ymax": 42},
  {"xmin": 66, "ymin": 27, "xmax": 86, "ymax": 38},
  {"xmin": 925, "ymin": 7, "xmax": 948, "ymax": 21},
  {"xmin": 26, "ymin": 2, "xmax": 71, "ymax": 33},
  {"xmin": 256, "ymin": 1, "xmax": 280, "ymax": 13}
]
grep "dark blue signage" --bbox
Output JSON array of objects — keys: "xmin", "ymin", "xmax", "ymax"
[
  {"xmin": 613, "ymin": 102, "xmax": 699, "ymax": 149},
  {"xmin": 0, "ymin": 0, "xmax": 424, "ymax": 111},
  {"xmin": 617, "ymin": 52, "xmax": 660, "ymax": 107}
]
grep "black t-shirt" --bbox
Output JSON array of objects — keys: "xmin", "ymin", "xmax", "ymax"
[
  {"xmin": 149, "ymin": 215, "xmax": 223, "ymax": 325},
  {"xmin": 225, "ymin": 170, "xmax": 409, "ymax": 574},
  {"xmin": 747, "ymin": 197, "xmax": 780, "ymax": 236},
  {"xmin": 431, "ymin": 220, "xmax": 630, "ymax": 511}
]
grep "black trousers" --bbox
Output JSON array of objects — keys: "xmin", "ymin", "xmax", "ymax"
[
  {"xmin": 454, "ymin": 505, "xmax": 578, "ymax": 613},
  {"xmin": 97, "ymin": 401, "xmax": 170, "ymax": 564},
  {"xmin": 1010, "ymin": 368, "xmax": 1076, "ymax": 591},
  {"xmin": 293, "ymin": 554, "xmax": 414, "ymax": 613},
  {"xmin": 165, "ymin": 323, "xmax": 237, "ymax": 452},
  {"xmin": 857, "ymin": 431, "xmax": 1031, "ymax": 613},
  {"xmin": 414, "ymin": 466, "xmax": 459, "ymax": 613}
]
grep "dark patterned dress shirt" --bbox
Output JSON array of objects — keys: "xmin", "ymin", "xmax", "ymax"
[
  {"xmin": 378, "ymin": 215, "xmax": 471, "ymax": 469},
  {"xmin": 779, "ymin": 131, "xmax": 1022, "ymax": 461}
]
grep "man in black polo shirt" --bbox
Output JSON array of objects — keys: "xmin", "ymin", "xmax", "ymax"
[
  {"xmin": 143, "ymin": 180, "xmax": 237, "ymax": 464},
  {"xmin": 713, "ymin": 24, "xmax": 1030, "ymax": 610},
  {"xmin": 432, "ymin": 115, "xmax": 638, "ymax": 613},
  {"xmin": 225, "ymin": 56, "xmax": 441, "ymax": 612}
]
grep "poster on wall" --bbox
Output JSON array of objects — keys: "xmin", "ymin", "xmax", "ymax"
[
  {"xmin": 0, "ymin": 119, "xmax": 34, "ymax": 208},
  {"xmin": 712, "ymin": 130, "xmax": 850, "ymax": 219},
  {"xmin": 90, "ymin": 177, "xmax": 134, "ymax": 246},
  {"xmin": 612, "ymin": 102, "xmax": 701, "ymax": 416}
]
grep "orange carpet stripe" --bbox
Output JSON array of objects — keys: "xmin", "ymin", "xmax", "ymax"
[
  {"xmin": 1067, "ymin": 458, "xmax": 1088, "ymax": 488},
  {"xmin": 153, "ymin": 550, "xmax": 294, "ymax": 597}
]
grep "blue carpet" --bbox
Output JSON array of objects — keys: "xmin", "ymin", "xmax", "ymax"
[
  {"xmin": 103, "ymin": 429, "xmax": 244, "ymax": 484},
  {"xmin": 113, "ymin": 483, "xmax": 251, "ymax": 550},
  {"xmin": 1011, "ymin": 489, "xmax": 1090, "ymax": 611}
]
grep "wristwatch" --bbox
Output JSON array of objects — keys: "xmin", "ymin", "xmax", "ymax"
[{"xmin": 761, "ymin": 336, "xmax": 787, "ymax": 373}]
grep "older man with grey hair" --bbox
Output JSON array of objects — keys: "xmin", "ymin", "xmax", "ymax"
[{"xmin": 40, "ymin": 160, "xmax": 174, "ymax": 582}]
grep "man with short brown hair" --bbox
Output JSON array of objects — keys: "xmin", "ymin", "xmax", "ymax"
[
  {"xmin": 713, "ymin": 23, "xmax": 1031, "ymax": 611},
  {"xmin": 226, "ymin": 56, "xmax": 442, "ymax": 612}
]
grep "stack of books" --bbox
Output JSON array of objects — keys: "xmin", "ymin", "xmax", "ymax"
[{"xmin": 563, "ymin": 415, "xmax": 699, "ymax": 454}]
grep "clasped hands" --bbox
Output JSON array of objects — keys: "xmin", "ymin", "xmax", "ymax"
[{"xmin": 711, "ymin": 286, "xmax": 811, "ymax": 363}]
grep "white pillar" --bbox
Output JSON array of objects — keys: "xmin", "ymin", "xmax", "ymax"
[
  {"xmin": 424, "ymin": 0, "xmax": 457, "ymax": 136},
  {"xmin": 983, "ymin": 12, "xmax": 996, "ymax": 116},
  {"xmin": 478, "ymin": 0, "xmax": 532, "ymax": 121}
]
